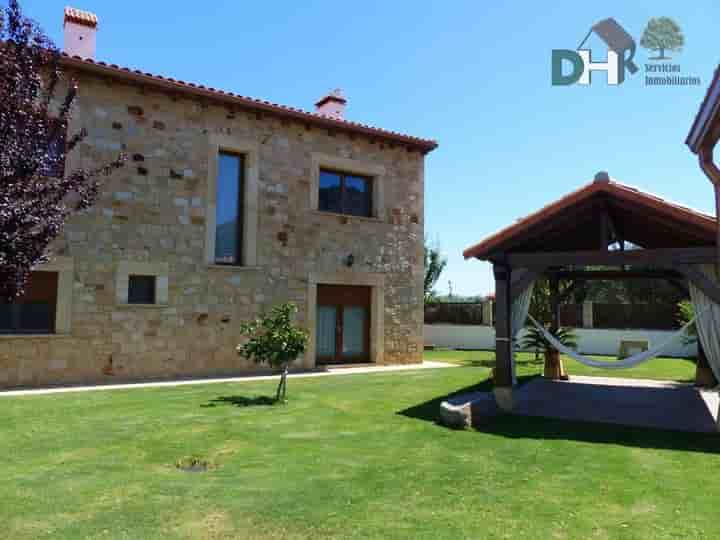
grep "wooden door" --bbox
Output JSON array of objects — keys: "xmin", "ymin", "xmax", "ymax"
[{"xmin": 316, "ymin": 285, "xmax": 371, "ymax": 364}]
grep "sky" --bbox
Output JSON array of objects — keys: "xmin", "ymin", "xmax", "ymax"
[{"xmin": 25, "ymin": 0, "xmax": 720, "ymax": 296}]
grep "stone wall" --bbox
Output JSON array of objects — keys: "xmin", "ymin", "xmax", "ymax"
[{"xmin": 0, "ymin": 73, "xmax": 426, "ymax": 388}]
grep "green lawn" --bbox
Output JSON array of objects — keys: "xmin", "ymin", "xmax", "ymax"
[
  {"xmin": 424, "ymin": 348, "xmax": 698, "ymax": 382},
  {"xmin": 1, "ymin": 360, "xmax": 718, "ymax": 539}
]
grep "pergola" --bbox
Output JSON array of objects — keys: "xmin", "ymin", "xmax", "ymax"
[{"xmin": 463, "ymin": 173, "xmax": 720, "ymax": 411}]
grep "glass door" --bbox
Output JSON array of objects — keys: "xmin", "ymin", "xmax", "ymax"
[
  {"xmin": 316, "ymin": 285, "xmax": 371, "ymax": 364},
  {"xmin": 342, "ymin": 306, "xmax": 366, "ymax": 359}
]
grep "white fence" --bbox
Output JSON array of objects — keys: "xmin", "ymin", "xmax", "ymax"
[{"xmin": 424, "ymin": 324, "xmax": 697, "ymax": 358}]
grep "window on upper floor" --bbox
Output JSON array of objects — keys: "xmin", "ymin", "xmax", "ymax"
[
  {"xmin": 214, "ymin": 151, "xmax": 245, "ymax": 265},
  {"xmin": 128, "ymin": 275, "xmax": 156, "ymax": 305},
  {"xmin": 319, "ymin": 169, "xmax": 372, "ymax": 218},
  {"xmin": 0, "ymin": 271, "xmax": 58, "ymax": 334}
]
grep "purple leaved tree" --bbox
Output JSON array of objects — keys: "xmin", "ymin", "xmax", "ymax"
[{"xmin": 0, "ymin": 0, "xmax": 123, "ymax": 301}]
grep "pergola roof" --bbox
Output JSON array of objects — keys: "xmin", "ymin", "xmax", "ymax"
[{"xmin": 463, "ymin": 175, "xmax": 716, "ymax": 260}]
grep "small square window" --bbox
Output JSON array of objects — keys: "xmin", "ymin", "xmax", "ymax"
[
  {"xmin": 318, "ymin": 169, "xmax": 372, "ymax": 217},
  {"xmin": 0, "ymin": 271, "xmax": 58, "ymax": 334},
  {"xmin": 128, "ymin": 275, "xmax": 156, "ymax": 304}
]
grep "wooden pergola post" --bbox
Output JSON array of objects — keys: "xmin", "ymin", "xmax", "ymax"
[
  {"xmin": 695, "ymin": 339, "xmax": 718, "ymax": 388},
  {"xmin": 493, "ymin": 263, "xmax": 515, "ymax": 411},
  {"xmin": 544, "ymin": 277, "xmax": 568, "ymax": 380}
]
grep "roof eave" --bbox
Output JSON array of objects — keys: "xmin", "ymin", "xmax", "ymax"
[
  {"xmin": 686, "ymin": 65, "xmax": 720, "ymax": 154},
  {"xmin": 462, "ymin": 180, "xmax": 716, "ymax": 261},
  {"xmin": 59, "ymin": 55, "xmax": 438, "ymax": 154}
]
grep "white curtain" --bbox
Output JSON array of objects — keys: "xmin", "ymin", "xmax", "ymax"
[
  {"xmin": 511, "ymin": 280, "xmax": 535, "ymax": 338},
  {"xmin": 688, "ymin": 264, "xmax": 720, "ymax": 382},
  {"xmin": 509, "ymin": 279, "xmax": 535, "ymax": 384}
]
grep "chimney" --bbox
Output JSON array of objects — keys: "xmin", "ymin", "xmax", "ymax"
[
  {"xmin": 594, "ymin": 171, "xmax": 610, "ymax": 183},
  {"xmin": 314, "ymin": 89, "xmax": 347, "ymax": 120},
  {"xmin": 63, "ymin": 7, "xmax": 98, "ymax": 59}
]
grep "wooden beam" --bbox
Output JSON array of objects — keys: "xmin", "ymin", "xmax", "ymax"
[
  {"xmin": 504, "ymin": 247, "xmax": 715, "ymax": 268},
  {"xmin": 549, "ymin": 269, "xmax": 684, "ymax": 281},
  {"xmin": 493, "ymin": 264, "xmax": 514, "ymax": 388},
  {"xmin": 667, "ymin": 279, "xmax": 690, "ymax": 296},
  {"xmin": 492, "ymin": 199, "xmax": 600, "ymax": 254},
  {"xmin": 610, "ymin": 198, "xmax": 714, "ymax": 245},
  {"xmin": 599, "ymin": 203, "xmax": 611, "ymax": 250},
  {"xmin": 673, "ymin": 264, "xmax": 720, "ymax": 305},
  {"xmin": 606, "ymin": 207, "xmax": 622, "ymax": 246}
]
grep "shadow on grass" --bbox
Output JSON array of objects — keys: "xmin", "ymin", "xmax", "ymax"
[
  {"xmin": 202, "ymin": 395, "xmax": 277, "ymax": 408},
  {"xmin": 476, "ymin": 414, "xmax": 720, "ymax": 454},
  {"xmin": 463, "ymin": 358, "xmax": 543, "ymax": 369},
  {"xmin": 399, "ymin": 375, "xmax": 720, "ymax": 454},
  {"xmin": 397, "ymin": 375, "xmax": 535, "ymax": 423}
]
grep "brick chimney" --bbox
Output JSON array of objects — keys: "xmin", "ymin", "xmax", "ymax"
[
  {"xmin": 314, "ymin": 89, "xmax": 347, "ymax": 119},
  {"xmin": 63, "ymin": 6, "xmax": 98, "ymax": 59}
]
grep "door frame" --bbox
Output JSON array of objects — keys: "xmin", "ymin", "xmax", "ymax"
[
  {"xmin": 305, "ymin": 271, "xmax": 385, "ymax": 368},
  {"xmin": 316, "ymin": 285, "xmax": 371, "ymax": 364}
]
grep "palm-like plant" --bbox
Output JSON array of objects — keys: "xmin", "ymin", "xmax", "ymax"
[
  {"xmin": 521, "ymin": 324, "xmax": 577, "ymax": 380},
  {"xmin": 521, "ymin": 324, "xmax": 578, "ymax": 354}
]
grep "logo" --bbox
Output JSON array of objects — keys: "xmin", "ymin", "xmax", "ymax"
[
  {"xmin": 640, "ymin": 17, "xmax": 684, "ymax": 61},
  {"xmin": 551, "ymin": 16, "xmax": 700, "ymax": 87},
  {"xmin": 552, "ymin": 18, "xmax": 638, "ymax": 86}
]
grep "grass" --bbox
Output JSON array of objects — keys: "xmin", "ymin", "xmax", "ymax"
[
  {"xmin": 0, "ymin": 356, "xmax": 718, "ymax": 539},
  {"xmin": 424, "ymin": 348, "xmax": 698, "ymax": 382}
]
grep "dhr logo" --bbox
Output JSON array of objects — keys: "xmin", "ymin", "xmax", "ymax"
[{"xmin": 552, "ymin": 18, "xmax": 639, "ymax": 86}]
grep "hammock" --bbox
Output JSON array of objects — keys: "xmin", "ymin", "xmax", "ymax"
[{"xmin": 526, "ymin": 313, "xmax": 698, "ymax": 370}]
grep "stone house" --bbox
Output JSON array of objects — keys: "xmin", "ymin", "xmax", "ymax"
[{"xmin": 0, "ymin": 7, "xmax": 437, "ymax": 388}]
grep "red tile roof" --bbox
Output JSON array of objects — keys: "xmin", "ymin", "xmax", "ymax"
[
  {"xmin": 63, "ymin": 7, "xmax": 98, "ymax": 28},
  {"xmin": 463, "ymin": 177, "xmax": 716, "ymax": 260},
  {"xmin": 59, "ymin": 54, "xmax": 438, "ymax": 154}
]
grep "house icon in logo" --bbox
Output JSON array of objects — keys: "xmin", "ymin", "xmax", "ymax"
[{"xmin": 552, "ymin": 18, "xmax": 639, "ymax": 86}]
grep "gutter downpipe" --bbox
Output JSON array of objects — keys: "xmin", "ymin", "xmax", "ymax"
[{"xmin": 699, "ymin": 143, "xmax": 720, "ymax": 269}]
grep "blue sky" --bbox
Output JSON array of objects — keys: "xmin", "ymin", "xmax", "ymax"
[{"xmin": 27, "ymin": 0, "xmax": 720, "ymax": 296}]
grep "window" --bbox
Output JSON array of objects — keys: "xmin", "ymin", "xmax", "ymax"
[
  {"xmin": 116, "ymin": 262, "xmax": 168, "ymax": 306},
  {"xmin": 214, "ymin": 152, "xmax": 245, "ymax": 265},
  {"xmin": 319, "ymin": 169, "xmax": 372, "ymax": 217},
  {"xmin": 128, "ymin": 275, "xmax": 156, "ymax": 304},
  {"xmin": 0, "ymin": 272, "xmax": 58, "ymax": 334}
]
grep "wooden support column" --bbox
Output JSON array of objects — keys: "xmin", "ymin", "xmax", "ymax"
[
  {"xmin": 493, "ymin": 263, "xmax": 515, "ymax": 411},
  {"xmin": 549, "ymin": 278, "xmax": 560, "ymax": 333},
  {"xmin": 695, "ymin": 338, "xmax": 719, "ymax": 388},
  {"xmin": 599, "ymin": 204, "xmax": 611, "ymax": 250},
  {"xmin": 544, "ymin": 278, "xmax": 568, "ymax": 380}
]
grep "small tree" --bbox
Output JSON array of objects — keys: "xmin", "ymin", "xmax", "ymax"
[
  {"xmin": 0, "ymin": 0, "xmax": 124, "ymax": 301},
  {"xmin": 236, "ymin": 303, "xmax": 308, "ymax": 403},
  {"xmin": 640, "ymin": 17, "xmax": 684, "ymax": 60},
  {"xmin": 424, "ymin": 238, "xmax": 447, "ymax": 303}
]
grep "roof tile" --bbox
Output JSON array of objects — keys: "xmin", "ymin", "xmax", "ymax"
[
  {"xmin": 64, "ymin": 6, "xmax": 98, "ymax": 28},
  {"xmin": 60, "ymin": 53, "xmax": 437, "ymax": 153},
  {"xmin": 463, "ymin": 178, "xmax": 715, "ymax": 259}
]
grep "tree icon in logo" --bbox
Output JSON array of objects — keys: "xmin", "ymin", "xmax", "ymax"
[{"xmin": 640, "ymin": 17, "xmax": 684, "ymax": 60}]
